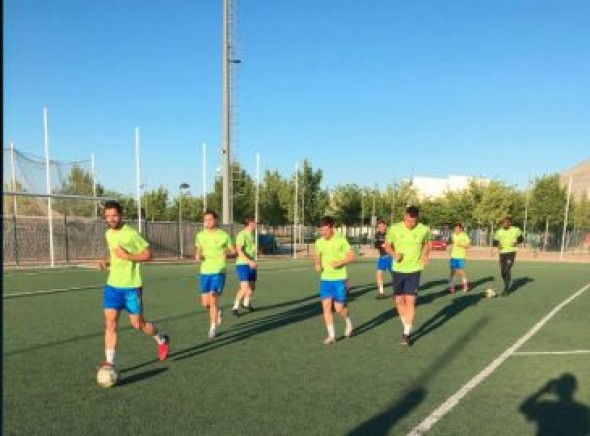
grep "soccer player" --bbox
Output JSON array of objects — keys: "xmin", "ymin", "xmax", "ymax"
[
  {"xmin": 384, "ymin": 205, "xmax": 431, "ymax": 347},
  {"xmin": 96, "ymin": 200, "xmax": 169, "ymax": 371},
  {"xmin": 313, "ymin": 216, "xmax": 354, "ymax": 345},
  {"xmin": 448, "ymin": 222, "xmax": 471, "ymax": 294},
  {"xmin": 374, "ymin": 219, "xmax": 393, "ymax": 299},
  {"xmin": 493, "ymin": 216, "xmax": 523, "ymax": 296},
  {"xmin": 232, "ymin": 217, "xmax": 257, "ymax": 316},
  {"xmin": 195, "ymin": 210, "xmax": 236, "ymax": 338}
]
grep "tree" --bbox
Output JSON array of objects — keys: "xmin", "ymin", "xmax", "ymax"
[
  {"xmin": 259, "ymin": 170, "xmax": 290, "ymax": 226},
  {"xmin": 143, "ymin": 187, "xmax": 171, "ymax": 221},
  {"xmin": 298, "ymin": 159, "xmax": 329, "ymax": 226},
  {"xmin": 54, "ymin": 165, "xmax": 96, "ymax": 217},
  {"xmin": 330, "ymin": 184, "xmax": 363, "ymax": 226},
  {"xmin": 473, "ymin": 181, "xmax": 517, "ymax": 244},
  {"xmin": 529, "ymin": 174, "xmax": 567, "ymax": 250}
]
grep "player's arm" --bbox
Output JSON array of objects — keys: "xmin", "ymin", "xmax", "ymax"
[
  {"xmin": 195, "ymin": 246, "xmax": 202, "ymax": 262},
  {"xmin": 96, "ymin": 256, "xmax": 110, "ymax": 270},
  {"xmin": 237, "ymin": 242, "xmax": 256, "ymax": 267},
  {"xmin": 384, "ymin": 241, "xmax": 403, "ymax": 262},
  {"xmin": 421, "ymin": 236, "xmax": 431, "ymax": 266},
  {"xmin": 516, "ymin": 235, "xmax": 524, "ymax": 245},
  {"xmin": 225, "ymin": 243, "xmax": 237, "ymax": 258},
  {"xmin": 114, "ymin": 246, "xmax": 151, "ymax": 262},
  {"xmin": 331, "ymin": 248, "xmax": 355, "ymax": 268},
  {"xmin": 313, "ymin": 251, "xmax": 322, "ymax": 273}
]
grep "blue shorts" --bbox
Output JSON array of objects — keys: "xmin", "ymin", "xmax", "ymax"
[
  {"xmin": 392, "ymin": 272, "xmax": 421, "ymax": 296},
  {"xmin": 103, "ymin": 285, "xmax": 142, "ymax": 315},
  {"xmin": 199, "ymin": 273, "xmax": 226, "ymax": 295},
  {"xmin": 450, "ymin": 258, "xmax": 466, "ymax": 270},
  {"xmin": 236, "ymin": 264, "xmax": 257, "ymax": 282},
  {"xmin": 319, "ymin": 280, "xmax": 348, "ymax": 303},
  {"xmin": 377, "ymin": 255, "xmax": 393, "ymax": 272}
]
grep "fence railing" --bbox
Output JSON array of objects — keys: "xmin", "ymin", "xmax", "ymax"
[{"xmin": 3, "ymin": 216, "xmax": 589, "ymax": 267}]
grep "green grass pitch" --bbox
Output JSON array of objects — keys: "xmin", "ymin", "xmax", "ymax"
[{"xmin": 3, "ymin": 258, "xmax": 589, "ymax": 435}]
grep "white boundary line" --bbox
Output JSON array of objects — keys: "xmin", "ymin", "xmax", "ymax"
[
  {"xmin": 513, "ymin": 350, "xmax": 590, "ymax": 356},
  {"xmin": 407, "ymin": 282, "xmax": 590, "ymax": 436},
  {"xmin": 3, "ymin": 285, "xmax": 102, "ymax": 299}
]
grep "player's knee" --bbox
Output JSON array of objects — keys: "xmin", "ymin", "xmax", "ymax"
[
  {"xmin": 130, "ymin": 319, "xmax": 145, "ymax": 330},
  {"xmin": 104, "ymin": 321, "xmax": 117, "ymax": 332}
]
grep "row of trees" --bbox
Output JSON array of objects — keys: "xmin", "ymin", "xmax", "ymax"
[{"xmin": 4, "ymin": 160, "xmax": 590, "ymax": 239}]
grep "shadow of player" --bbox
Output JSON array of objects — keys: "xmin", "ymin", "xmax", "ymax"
[{"xmin": 520, "ymin": 373, "xmax": 589, "ymax": 436}]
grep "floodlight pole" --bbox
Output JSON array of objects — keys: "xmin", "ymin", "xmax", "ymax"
[
  {"xmin": 255, "ymin": 153, "xmax": 260, "ymax": 261},
  {"xmin": 135, "ymin": 128, "xmax": 142, "ymax": 233},
  {"xmin": 560, "ymin": 176, "xmax": 573, "ymax": 260},
  {"xmin": 202, "ymin": 142, "xmax": 207, "ymax": 212},
  {"xmin": 294, "ymin": 162, "xmax": 299, "ymax": 259},
  {"xmin": 43, "ymin": 107, "xmax": 55, "ymax": 268},
  {"xmin": 91, "ymin": 154, "xmax": 97, "ymax": 220},
  {"xmin": 10, "ymin": 142, "xmax": 17, "ymax": 216},
  {"xmin": 221, "ymin": 0, "xmax": 231, "ymax": 224}
]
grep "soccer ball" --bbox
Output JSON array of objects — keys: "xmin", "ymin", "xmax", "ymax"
[
  {"xmin": 484, "ymin": 288, "xmax": 497, "ymax": 298},
  {"xmin": 96, "ymin": 365, "xmax": 119, "ymax": 388}
]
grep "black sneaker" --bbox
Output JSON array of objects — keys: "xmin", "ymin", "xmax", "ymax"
[
  {"xmin": 241, "ymin": 303, "xmax": 255, "ymax": 312},
  {"xmin": 232, "ymin": 308, "xmax": 239, "ymax": 317},
  {"xmin": 401, "ymin": 334, "xmax": 410, "ymax": 347}
]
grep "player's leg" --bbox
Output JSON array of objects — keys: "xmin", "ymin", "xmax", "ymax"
[
  {"xmin": 319, "ymin": 281, "xmax": 336, "ymax": 344},
  {"xmin": 504, "ymin": 252, "xmax": 516, "ymax": 292},
  {"xmin": 376, "ymin": 257, "xmax": 385, "ymax": 298},
  {"xmin": 449, "ymin": 263, "xmax": 456, "ymax": 294},
  {"xmin": 458, "ymin": 264, "xmax": 469, "ymax": 292},
  {"xmin": 233, "ymin": 281, "xmax": 248, "ymax": 316},
  {"xmin": 126, "ymin": 288, "xmax": 170, "ymax": 361},
  {"xmin": 333, "ymin": 280, "xmax": 353, "ymax": 337},
  {"xmin": 104, "ymin": 308, "xmax": 120, "ymax": 367},
  {"xmin": 242, "ymin": 267, "xmax": 257, "ymax": 310},
  {"xmin": 499, "ymin": 254, "xmax": 510, "ymax": 294},
  {"xmin": 392, "ymin": 273, "xmax": 407, "ymax": 326},
  {"xmin": 399, "ymin": 272, "xmax": 420, "ymax": 346}
]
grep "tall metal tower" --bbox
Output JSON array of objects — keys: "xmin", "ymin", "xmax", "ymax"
[{"xmin": 222, "ymin": 0, "xmax": 240, "ymax": 224}]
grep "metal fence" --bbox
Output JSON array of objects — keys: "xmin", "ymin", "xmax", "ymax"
[{"xmin": 3, "ymin": 216, "xmax": 589, "ymax": 267}]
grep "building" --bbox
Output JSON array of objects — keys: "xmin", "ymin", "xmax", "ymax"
[
  {"xmin": 409, "ymin": 175, "xmax": 490, "ymax": 199},
  {"xmin": 561, "ymin": 159, "xmax": 590, "ymax": 200}
]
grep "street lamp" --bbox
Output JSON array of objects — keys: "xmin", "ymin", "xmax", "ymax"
[{"xmin": 179, "ymin": 183, "xmax": 190, "ymax": 258}]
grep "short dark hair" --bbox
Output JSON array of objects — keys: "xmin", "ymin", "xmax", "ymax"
[
  {"xmin": 319, "ymin": 216, "xmax": 335, "ymax": 227},
  {"xmin": 243, "ymin": 216, "xmax": 255, "ymax": 225},
  {"xmin": 502, "ymin": 216, "xmax": 512, "ymax": 223},
  {"xmin": 377, "ymin": 219, "xmax": 386, "ymax": 225},
  {"xmin": 204, "ymin": 210, "xmax": 218, "ymax": 219},
  {"xmin": 406, "ymin": 205, "xmax": 420, "ymax": 218},
  {"xmin": 103, "ymin": 200, "xmax": 122, "ymax": 214},
  {"xmin": 454, "ymin": 222, "xmax": 463, "ymax": 229}
]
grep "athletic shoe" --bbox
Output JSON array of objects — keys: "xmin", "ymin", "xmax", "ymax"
[
  {"xmin": 345, "ymin": 324, "xmax": 354, "ymax": 338},
  {"xmin": 96, "ymin": 361, "xmax": 114, "ymax": 371},
  {"xmin": 232, "ymin": 308, "xmax": 239, "ymax": 317},
  {"xmin": 323, "ymin": 336, "xmax": 336, "ymax": 345},
  {"xmin": 449, "ymin": 286, "xmax": 455, "ymax": 294},
  {"xmin": 462, "ymin": 285, "xmax": 469, "ymax": 293},
  {"xmin": 158, "ymin": 334, "xmax": 170, "ymax": 361},
  {"xmin": 208, "ymin": 328, "xmax": 216, "ymax": 339},
  {"xmin": 375, "ymin": 293, "xmax": 386, "ymax": 300},
  {"xmin": 400, "ymin": 334, "xmax": 410, "ymax": 347},
  {"xmin": 241, "ymin": 303, "xmax": 255, "ymax": 312},
  {"xmin": 217, "ymin": 309, "xmax": 223, "ymax": 325}
]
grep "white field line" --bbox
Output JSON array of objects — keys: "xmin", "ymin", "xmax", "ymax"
[
  {"xmin": 513, "ymin": 350, "xmax": 590, "ymax": 356},
  {"xmin": 407, "ymin": 282, "xmax": 590, "ymax": 436}
]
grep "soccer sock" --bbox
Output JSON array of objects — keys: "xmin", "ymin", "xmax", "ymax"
[
  {"xmin": 105, "ymin": 349, "xmax": 115, "ymax": 365},
  {"xmin": 462, "ymin": 278, "xmax": 468, "ymax": 286},
  {"xmin": 233, "ymin": 299, "xmax": 240, "ymax": 310},
  {"xmin": 449, "ymin": 278, "xmax": 454, "ymax": 287},
  {"xmin": 378, "ymin": 283, "xmax": 384, "ymax": 294},
  {"xmin": 326, "ymin": 323, "xmax": 335, "ymax": 338},
  {"xmin": 243, "ymin": 296, "xmax": 250, "ymax": 307},
  {"xmin": 403, "ymin": 324, "xmax": 412, "ymax": 336},
  {"xmin": 153, "ymin": 332, "xmax": 165, "ymax": 345},
  {"xmin": 345, "ymin": 317, "xmax": 353, "ymax": 329}
]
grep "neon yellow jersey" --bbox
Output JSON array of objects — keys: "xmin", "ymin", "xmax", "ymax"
[
  {"xmin": 236, "ymin": 229, "xmax": 256, "ymax": 265},
  {"xmin": 106, "ymin": 224, "xmax": 149, "ymax": 288},
  {"xmin": 195, "ymin": 229, "xmax": 233, "ymax": 274},
  {"xmin": 450, "ymin": 232, "xmax": 471, "ymax": 259},
  {"xmin": 315, "ymin": 233, "xmax": 351, "ymax": 281},
  {"xmin": 385, "ymin": 222, "xmax": 431, "ymax": 273},
  {"xmin": 494, "ymin": 226, "xmax": 522, "ymax": 254}
]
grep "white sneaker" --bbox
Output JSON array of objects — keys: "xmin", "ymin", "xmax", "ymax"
[
  {"xmin": 208, "ymin": 328, "xmax": 216, "ymax": 339},
  {"xmin": 217, "ymin": 309, "xmax": 223, "ymax": 326},
  {"xmin": 345, "ymin": 324, "xmax": 354, "ymax": 338},
  {"xmin": 323, "ymin": 336, "xmax": 336, "ymax": 345}
]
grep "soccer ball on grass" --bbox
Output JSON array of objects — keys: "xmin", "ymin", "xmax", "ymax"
[
  {"xmin": 484, "ymin": 288, "xmax": 497, "ymax": 298},
  {"xmin": 96, "ymin": 365, "xmax": 119, "ymax": 388}
]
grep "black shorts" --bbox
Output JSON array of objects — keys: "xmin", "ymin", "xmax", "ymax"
[{"xmin": 392, "ymin": 271, "xmax": 421, "ymax": 296}]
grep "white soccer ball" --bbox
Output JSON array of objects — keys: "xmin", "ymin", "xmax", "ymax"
[
  {"xmin": 96, "ymin": 365, "xmax": 119, "ymax": 388},
  {"xmin": 484, "ymin": 288, "xmax": 497, "ymax": 298}
]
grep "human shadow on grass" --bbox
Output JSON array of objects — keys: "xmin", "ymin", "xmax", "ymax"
[
  {"xmin": 411, "ymin": 292, "xmax": 485, "ymax": 344},
  {"xmin": 347, "ymin": 317, "xmax": 490, "ymax": 435},
  {"xmin": 117, "ymin": 367, "xmax": 168, "ymax": 387},
  {"xmin": 347, "ymin": 283, "xmax": 378, "ymax": 302},
  {"xmin": 418, "ymin": 279, "xmax": 448, "ymax": 291},
  {"xmin": 520, "ymin": 373, "xmax": 589, "ymax": 436},
  {"xmin": 353, "ymin": 308, "xmax": 396, "ymax": 337},
  {"xmin": 170, "ymin": 299, "xmax": 323, "ymax": 361},
  {"xmin": 508, "ymin": 276, "xmax": 534, "ymax": 295}
]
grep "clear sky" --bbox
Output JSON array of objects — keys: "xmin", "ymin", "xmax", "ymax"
[{"xmin": 4, "ymin": 0, "xmax": 590, "ymax": 198}]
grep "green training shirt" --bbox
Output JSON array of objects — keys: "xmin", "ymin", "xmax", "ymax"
[
  {"xmin": 315, "ymin": 233, "xmax": 351, "ymax": 281},
  {"xmin": 494, "ymin": 226, "xmax": 522, "ymax": 254},
  {"xmin": 236, "ymin": 229, "xmax": 256, "ymax": 266},
  {"xmin": 195, "ymin": 229, "xmax": 233, "ymax": 274},
  {"xmin": 385, "ymin": 222, "xmax": 431, "ymax": 273},
  {"xmin": 106, "ymin": 224, "xmax": 149, "ymax": 288},
  {"xmin": 450, "ymin": 232, "xmax": 471, "ymax": 259}
]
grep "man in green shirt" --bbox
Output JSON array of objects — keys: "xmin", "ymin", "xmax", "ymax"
[
  {"xmin": 313, "ymin": 216, "xmax": 354, "ymax": 345},
  {"xmin": 96, "ymin": 201, "xmax": 169, "ymax": 373},
  {"xmin": 448, "ymin": 222, "xmax": 471, "ymax": 294},
  {"xmin": 232, "ymin": 217, "xmax": 257, "ymax": 316},
  {"xmin": 493, "ymin": 216, "xmax": 524, "ymax": 296},
  {"xmin": 195, "ymin": 210, "xmax": 236, "ymax": 339},
  {"xmin": 384, "ymin": 206, "xmax": 431, "ymax": 347}
]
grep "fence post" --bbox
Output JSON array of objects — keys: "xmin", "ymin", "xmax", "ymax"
[
  {"xmin": 12, "ymin": 213, "xmax": 20, "ymax": 267},
  {"xmin": 64, "ymin": 213, "xmax": 70, "ymax": 264}
]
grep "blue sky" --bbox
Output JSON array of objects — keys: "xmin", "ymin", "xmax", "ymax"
[{"xmin": 4, "ymin": 0, "xmax": 590, "ymax": 198}]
